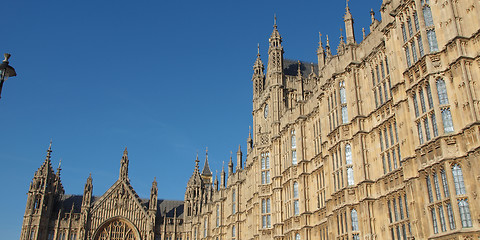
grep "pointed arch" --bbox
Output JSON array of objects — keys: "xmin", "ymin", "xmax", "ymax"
[{"xmin": 93, "ymin": 217, "xmax": 141, "ymax": 240}]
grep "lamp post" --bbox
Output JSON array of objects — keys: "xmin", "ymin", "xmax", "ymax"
[{"xmin": 0, "ymin": 53, "xmax": 17, "ymax": 99}]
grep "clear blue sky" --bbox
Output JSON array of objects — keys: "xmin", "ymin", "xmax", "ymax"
[{"xmin": 0, "ymin": 0, "xmax": 381, "ymax": 238}]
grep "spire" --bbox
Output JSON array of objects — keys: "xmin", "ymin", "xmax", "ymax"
[
  {"xmin": 297, "ymin": 61, "xmax": 302, "ymax": 77},
  {"xmin": 46, "ymin": 140, "xmax": 53, "ymax": 163},
  {"xmin": 370, "ymin": 9, "xmax": 376, "ymax": 24},
  {"xmin": 221, "ymin": 161, "xmax": 226, "ymax": 188},
  {"xmin": 214, "ymin": 171, "xmax": 219, "ymax": 191},
  {"xmin": 201, "ymin": 148, "xmax": 212, "ymax": 177},
  {"xmin": 236, "ymin": 145, "xmax": 243, "ymax": 170},
  {"xmin": 149, "ymin": 177, "xmax": 158, "ymax": 211},
  {"xmin": 253, "ymin": 43, "xmax": 265, "ymax": 97},
  {"xmin": 82, "ymin": 173, "xmax": 93, "ymax": 208},
  {"xmin": 267, "ymin": 14, "xmax": 284, "ymax": 79},
  {"xmin": 119, "ymin": 147, "xmax": 129, "ymax": 181},
  {"xmin": 317, "ymin": 32, "xmax": 325, "ymax": 70},
  {"xmin": 188, "ymin": 153, "xmax": 202, "ymax": 187},
  {"xmin": 325, "ymin": 35, "xmax": 332, "ymax": 60},
  {"xmin": 344, "ymin": 0, "xmax": 356, "ymax": 45},
  {"xmin": 247, "ymin": 126, "xmax": 253, "ymax": 153},
  {"xmin": 338, "ymin": 29, "xmax": 346, "ymax": 55},
  {"xmin": 56, "ymin": 159, "xmax": 62, "ymax": 177},
  {"xmin": 228, "ymin": 152, "xmax": 234, "ymax": 175}
]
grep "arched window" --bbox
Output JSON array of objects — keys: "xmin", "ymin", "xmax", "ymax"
[
  {"xmin": 351, "ymin": 209, "xmax": 359, "ymax": 231},
  {"xmin": 232, "ymin": 225, "xmax": 236, "ymax": 239},
  {"xmin": 452, "ymin": 164, "xmax": 466, "ymax": 195},
  {"xmin": 345, "ymin": 144, "xmax": 352, "ymax": 165},
  {"xmin": 295, "ymin": 233, "xmax": 301, "ymax": 240},
  {"xmin": 95, "ymin": 219, "xmax": 137, "ymax": 240}
]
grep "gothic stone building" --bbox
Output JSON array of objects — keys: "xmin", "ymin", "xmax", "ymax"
[{"xmin": 21, "ymin": 0, "xmax": 480, "ymax": 239}]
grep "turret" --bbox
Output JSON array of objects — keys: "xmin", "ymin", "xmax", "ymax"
[
  {"xmin": 344, "ymin": 0, "xmax": 356, "ymax": 45},
  {"xmin": 119, "ymin": 147, "xmax": 129, "ymax": 182},
  {"xmin": 82, "ymin": 174, "xmax": 93, "ymax": 208},
  {"xmin": 21, "ymin": 141, "xmax": 62, "ymax": 240},
  {"xmin": 149, "ymin": 177, "xmax": 158, "ymax": 212},
  {"xmin": 185, "ymin": 155, "xmax": 203, "ymax": 217},
  {"xmin": 252, "ymin": 44, "xmax": 265, "ymax": 98},
  {"xmin": 267, "ymin": 15, "xmax": 284, "ymax": 86}
]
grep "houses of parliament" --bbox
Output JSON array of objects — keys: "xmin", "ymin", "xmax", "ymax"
[{"xmin": 20, "ymin": 0, "xmax": 480, "ymax": 239}]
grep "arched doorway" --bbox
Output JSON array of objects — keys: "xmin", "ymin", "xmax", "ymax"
[{"xmin": 93, "ymin": 217, "xmax": 140, "ymax": 240}]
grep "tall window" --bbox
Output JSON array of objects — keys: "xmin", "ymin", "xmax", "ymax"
[
  {"xmin": 345, "ymin": 144, "xmax": 354, "ymax": 186},
  {"xmin": 216, "ymin": 205, "xmax": 220, "ymax": 227},
  {"xmin": 204, "ymin": 217, "xmax": 208, "ymax": 237},
  {"xmin": 232, "ymin": 225, "xmax": 236, "ymax": 240},
  {"xmin": 261, "ymin": 152, "xmax": 270, "ymax": 184},
  {"xmin": 262, "ymin": 198, "xmax": 271, "ymax": 228},
  {"xmin": 291, "ymin": 130, "xmax": 297, "ymax": 165},
  {"xmin": 452, "ymin": 164, "xmax": 466, "ymax": 195},
  {"xmin": 436, "ymin": 79, "xmax": 454, "ymax": 133},
  {"xmin": 380, "ymin": 121, "xmax": 401, "ymax": 174},
  {"xmin": 295, "ymin": 233, "xmax": 301, "ymax": 240},
  {"xmin": 339, "ymin": 81, "xmax": 348, "ymax": 124},
  {"xmin": 422, "ymin": 1, "xmax": 439, "ymax": 52},
  {"xmin": 352, "ymin": 209, "xmax": 360, "ymax": 240},
  {"xmin": 293, "ymin": 182, "xmax": 300, "ymax": 216},
  {"xmin": 425, "ymin": 165, "xmax": 473, "ymax": 236},
  {"xmin": 372, "ymin": 56, "xmax": 391, "ymax": 109},
  {"xmin": 388, "ymin": 194, "xmax": 412, "ymax": 239}
]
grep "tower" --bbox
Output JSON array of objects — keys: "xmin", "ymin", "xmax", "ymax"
[
  {"xmin": 184, "ymin": 155, "xmax": 203, "ymax": 217},
  {"xmin": 21, "ymin": 142, "xmax": 64, "ymax": 240}
]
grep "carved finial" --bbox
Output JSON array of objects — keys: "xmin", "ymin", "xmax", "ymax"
[
  {"xmin": 326, "ymin": 35, "xmax": 330, "ymax": 46},
  {"xmin": 319, "ymin": 32, "xmax": 323, "ymax": 44},
  {"xmin": 362, "ymin": 28, "xmax": 366, "ymax": 40},
  {"xmin": 3, "ymin": 53, "xmax": 11, "ymax": 63},
  {"xmin": 274, "ymin": 14, "xmax": 277, "ymax": 27},
  {"xmin": 123, "ymin": 147, "xmax": 128, "ymax": 156},
  {"xmin": 257, "ymin": 43, "xmax": 260, "ymax": 56}
]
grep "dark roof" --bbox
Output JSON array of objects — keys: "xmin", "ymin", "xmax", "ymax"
[
  {"xmin": 283, "ymin": 59, "xmax": 318, "ymax": 77},
  {"xmin": 57, "ymin": 195, "xmax": 184, "ymax": 218}
]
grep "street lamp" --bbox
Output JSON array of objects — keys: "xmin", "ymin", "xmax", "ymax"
[{"xmin": 0, "ymin": 53, "xmax": 17, "ymax": 99}]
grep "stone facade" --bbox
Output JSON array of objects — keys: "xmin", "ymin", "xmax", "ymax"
[{"xmin": 21, "ymin": 0, "xmax": 480, "ymax": 239}]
